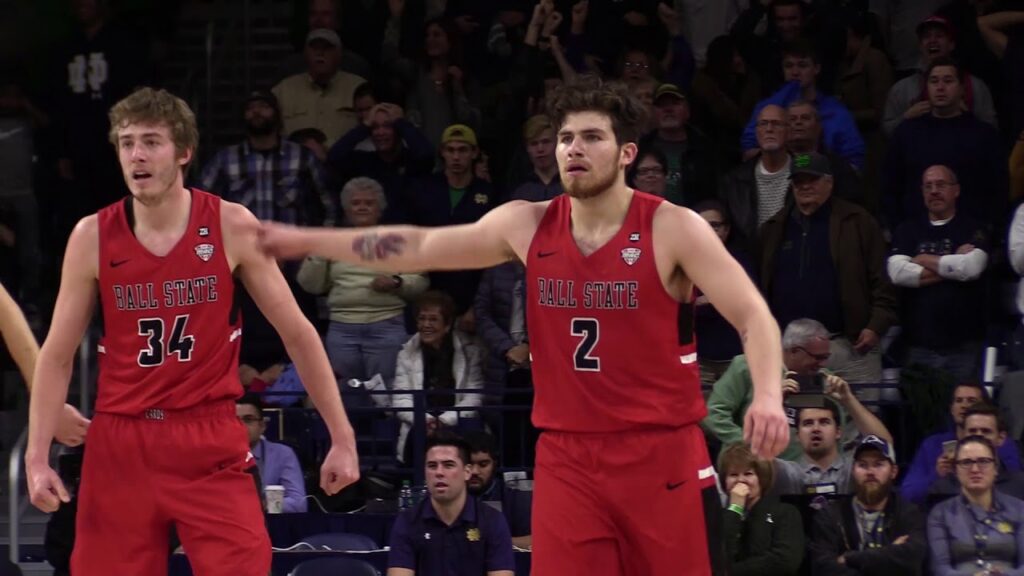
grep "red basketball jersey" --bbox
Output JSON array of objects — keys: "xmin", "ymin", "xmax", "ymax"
[
  {"xmin": 526, "ymin": 191, "xmax": 705, "ymax": 433},
  {"xmin": 96, "ymin": 189, "xmax": 242, "ymax": 414}
]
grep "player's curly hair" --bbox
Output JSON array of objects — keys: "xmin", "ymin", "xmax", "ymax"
[
  {"xmin": 108, "ymin": 87, "xmax": 199, "ymax": 162},
  {"xmin": 545, "ymin": 75, "xmax": 649, "ymax": 146}
]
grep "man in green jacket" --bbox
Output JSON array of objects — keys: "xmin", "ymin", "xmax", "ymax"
[{"xmin": 704, "ymin": 318, "xmax": 862, "ymax": 461}]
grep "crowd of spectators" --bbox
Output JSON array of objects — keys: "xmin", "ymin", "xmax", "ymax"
[{"xmin": 7, "ymin": 0, "xmax": 1024, "ymax": 574}]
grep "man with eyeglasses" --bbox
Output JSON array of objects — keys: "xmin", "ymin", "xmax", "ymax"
[
  {"xmin": 704, "ymin": 318, "xmax": 867, "ymax": 462},
  {"xmin": 809, "ymin": 435, "xmax": 928, "ymax": 575},
  {"xmin": 236, "ymin": 394, "xmax": 307, "ymax": 512},
  {"xmin": 928, "ymin": 404, "xmax": 1024, "ymax": 502},
  {"xmin": 901, "ymin": 384, "xmax": 1023, "ymax": 504},
  {"xmin": 887, "ymin": 165, "xmax": 989, "ymax": 381},
  {"xmin": 719, "ymin": 104, "xmax": 791, "ymax": 248}
]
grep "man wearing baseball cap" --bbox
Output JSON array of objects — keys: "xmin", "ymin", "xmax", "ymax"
[
  {"xmin": 759, "ymin": 152, "xmax": 898, "ymax": 404},
  {"xmin": 198, "ymin": 88, "xmax": 333, "ymax": 227},
  {"xmin": 882, "ymin": 13, "xmax": 996, "ymax": 136},
  {"xmin": 809, "ymin": 434, "xmax": 928, "ymax": 575},
  {"xmin": 639, "ymin": 83, "xmax": 716, "ymax": 206},
  {"xmin": 406, "ymin": 123, "xmax": 497, "ymax": 315},
  {"xmin": 272, "ymin": 28, "xmax": 367, "ymax": 145}
]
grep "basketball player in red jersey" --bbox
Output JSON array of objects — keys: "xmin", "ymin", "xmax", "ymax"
[
  {"xmin": 260, "ymin": 77, "xmax": 788, "ymax": 575},
  {"xmin": 25, "ymin": 87, "xmax": 359, "ymax": 576}
]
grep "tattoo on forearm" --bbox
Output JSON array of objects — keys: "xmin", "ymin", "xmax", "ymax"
[{"xmin": 352, "ymin": 233, "xmax": 406, "ymax": 261}]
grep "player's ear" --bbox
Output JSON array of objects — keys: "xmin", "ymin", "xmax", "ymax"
[
  {"xmin": 178, "ymin": 146, "xmax": 194, "ymax": 167},
  {"xmin": 619, "ymin": 142, "xmax": 638, "ymax": 168}
]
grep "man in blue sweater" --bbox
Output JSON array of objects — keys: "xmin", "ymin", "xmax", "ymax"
[
  {"xmin": 900, "ymin": 383, "xmax": 1021, "ymax": 504},
  {"xmin": 741, "ymin": 40, "xmax": 864, "ymax": 170},
  {"xmin": 882, "ymin": 57, "xmax": 1007, "ymax": 229}
]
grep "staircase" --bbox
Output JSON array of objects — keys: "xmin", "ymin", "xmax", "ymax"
[{"xmin": 160, "ymin": 0, "xmax": 299, "ymax": 168}]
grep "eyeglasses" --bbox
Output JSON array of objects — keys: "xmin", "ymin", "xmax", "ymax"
[
  {"xmin": 756, "ymin": 120, "xmax": 785, "ymax": 129},
  {"xmin": 635, "ymin": 167, "xmax": 665, "ymax": 177},
  {"xmin": 956, "ymin": 457, "xmax": 996, "ymax": 469},
  {"xmin": 624, "ymin": 62, "xmax": 650, "ymax": 70},
  {"xmin": 795, "ymin": 346, "xmax": 831, "ymax": 362},
  {"xmin": 238, "ymin": 415, "xmax": 263, "ymax": 425}
]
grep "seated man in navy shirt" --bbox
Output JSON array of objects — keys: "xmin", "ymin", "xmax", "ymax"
[
  {"xmin": 387, "ymin": 433, "xmax": 515, "ymax": 576},
  {"xmin": 236, "ymin": 394, "xmax": 307, "ymax": 512},
  {"xmin": 463, "ymin": 432, "xmax": 532, "ymax": 550}
]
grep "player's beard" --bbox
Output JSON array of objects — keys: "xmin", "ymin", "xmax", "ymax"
[
  {"xmin": 563, "ymin": 163, "xmax": 619, "ymax": 200},
  {"xmin": 855, "ymin": 479, "xmax": 891, "ymax": 507}
]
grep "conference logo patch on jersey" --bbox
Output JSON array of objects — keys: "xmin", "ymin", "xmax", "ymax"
[
  {"xmin": 198, "ymin": 226, "xmax": 210, "ymax": 237},
  {"xmin": 620, "ymin": 247, "xmax": 641, "ymax": 266},
  {"xmin": 629, "ymin": 232, "xmax": 640, "ymax": 242},
  {"xmin": 194, "ymin": 243, "xmax": 215, "ymax": 262}
]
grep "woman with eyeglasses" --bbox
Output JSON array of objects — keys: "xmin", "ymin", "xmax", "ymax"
[
  {"xmin": 628, "ymin": 147, "xmax": 669, "ymax": 198},
  {"xmin": 927, "ymin": 435, "xmax": 1024, "ymax": 575}
]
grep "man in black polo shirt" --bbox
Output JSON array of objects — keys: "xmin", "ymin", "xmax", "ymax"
[
  {"xmin": 759, "ymin": 152, "xmax": 897, "ymax": 404},
  {"xmin": 387, "ymin": 433, "xmax": 515, "ymax": 576},
  {"xmin": 886, "ymin": 165, "xmax": 989, "ymax": 381}
]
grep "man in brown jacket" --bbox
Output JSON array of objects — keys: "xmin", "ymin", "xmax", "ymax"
[{"xmin": 759, "ymin": 152, "xmax": 898, "ymax": 404}]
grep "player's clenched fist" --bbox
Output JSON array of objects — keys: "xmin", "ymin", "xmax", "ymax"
[
  {"xmin": 319, "ymin": 442, "xmax": 360, "ymax": 495},
  {"xmin": 27, "ymin": 462, "xmax": 70, "ymax": 513},
  {"xmin": 743, "ymin": 395, "xmax": 790, "ymax": 459}
]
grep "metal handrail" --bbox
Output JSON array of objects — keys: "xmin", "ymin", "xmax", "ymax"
[
  {"xmin": 8, "ymin": 331, "xmax": 94, "ymax": 565},
  {"xmin": 8, "ymin": 429, "xmax": 26, "ymax": 565}
]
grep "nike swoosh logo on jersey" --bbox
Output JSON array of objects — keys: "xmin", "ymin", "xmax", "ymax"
[
  {"xmin": 537, "ymin": 251, "xmax": 557, "ymax": 258},
  {"xmin": 666, "ymin": 480, "xmax": 687, "ymax": 491},
  {"xmin": 0, "ymin": 127, "xmax": 24, "ymax": 140},
  {"xmin": 110, "ymin": 259, "xmax": 130, "ymax": 268}
]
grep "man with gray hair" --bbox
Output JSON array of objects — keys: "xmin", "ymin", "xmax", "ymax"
[
  {"xmin": 887, "ymin": 165, "xmax": 988, "ymax": 381},
  {"xmin": 704, "ymin": 318, "xmax": 846, "ymax": 461}
]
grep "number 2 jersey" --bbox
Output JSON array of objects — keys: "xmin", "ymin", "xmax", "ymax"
[
  {"xmin": 96, "ymin": 189, "xmax": 242, "ymax": 414},
  {"xmin": 526, "ymin": 191, "xmax": 705, "ymax": 433}
]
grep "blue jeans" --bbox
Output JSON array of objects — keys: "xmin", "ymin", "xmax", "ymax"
[{"xmin": 326, "ymin": 316, "xmax": 409, "ymax": 384}]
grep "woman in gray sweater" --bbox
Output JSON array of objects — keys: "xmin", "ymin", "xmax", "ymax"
[{"xmin": 297, "ymin": 177, "xmax": 428, "ymax": 387}]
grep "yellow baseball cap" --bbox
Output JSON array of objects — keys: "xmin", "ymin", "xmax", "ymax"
[{"xmin": 441, "ymin": 124, "xmax": 478, "ymax": 148}]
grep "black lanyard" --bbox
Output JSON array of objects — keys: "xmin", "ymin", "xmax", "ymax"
[{"xmin": 964, "ymin": 496, "xmax": 1013, "ymax": 562}]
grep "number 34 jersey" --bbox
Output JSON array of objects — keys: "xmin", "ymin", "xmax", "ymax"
[
  {"xmin": 96, "ymin": 189, "xmax": 242, "ymax": 414},
  {"xmin": 526, "ymin": 191, "xmax": 705, "ymax": 433}
]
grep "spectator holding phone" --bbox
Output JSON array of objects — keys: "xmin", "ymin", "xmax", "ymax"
[
  {"xmin": 704, "ymin": 318, "xmax": 854, "ymax": 461},
  {"xmin": 900, "ymin": 383, "xmax": 1023, "ymax": 505},
  {"xmin": 772, "ymin": 378, "xmax": 894, "ymax": 496}
]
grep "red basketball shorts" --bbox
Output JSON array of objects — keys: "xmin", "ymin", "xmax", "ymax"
[
  {"xmin": 531, "ymin": 424, "xmax": 724, "ymax": 576},
  {"xmin": 71, "ymin": 400, "xmax": 270, "ymax": 576}
]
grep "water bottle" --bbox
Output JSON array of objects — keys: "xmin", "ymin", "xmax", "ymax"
[{"xmin": 399, "ymin": 480, "xmax": 413, "ymax": 510}]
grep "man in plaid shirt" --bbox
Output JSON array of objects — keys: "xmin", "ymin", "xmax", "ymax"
[{"xmin": 198, "ymin": 90, "xmax": 335, "ymax": 226}]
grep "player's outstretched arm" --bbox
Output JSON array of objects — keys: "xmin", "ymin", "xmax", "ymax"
[
  {"xmin": 224, "ymin": 203, "xmax": 359, "ymax": 495},
  {"xmin": 27, "ymin": 217, "xmax": 99, "ymax": 512},
  {"xmin": 657, "ymin": 205, "xmax": 788, "ymax": 459},
  {"xmin": 258, "ymin": 201, "xmax": 540, "ymax": 272},
  {"xmin": 0, "ymin": 281, "xmax": 39, "ymax": 388}
]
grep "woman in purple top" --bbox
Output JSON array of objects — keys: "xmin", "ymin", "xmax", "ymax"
[{"xmin": 927, "ymin": 435, "xmax": 1024, "ymax": 576}]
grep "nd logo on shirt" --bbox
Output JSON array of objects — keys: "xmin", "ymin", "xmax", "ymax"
[{"xmin": 68, "ymin": 52, "xmax": 109, "ymax": 97}]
